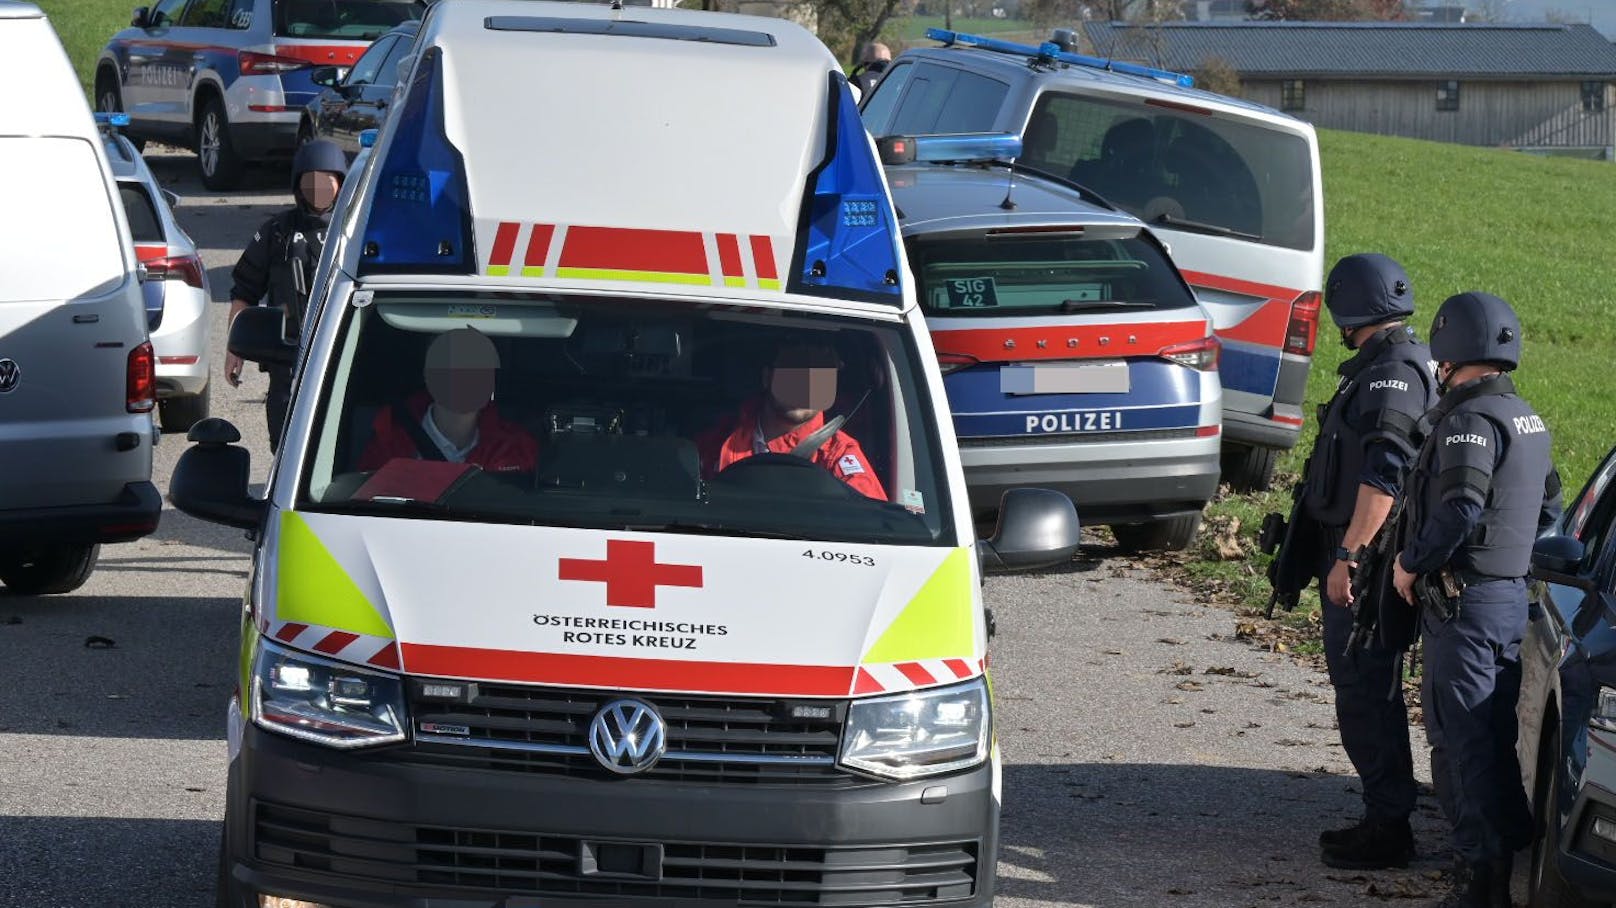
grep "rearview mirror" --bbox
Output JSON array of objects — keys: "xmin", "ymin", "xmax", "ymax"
[
  {"xmin": 309, "ymin": 65, "xmax": 341, "ymax": 88},
  {"xmin": 978, "ymin": 488, "xmax": 1081, "ymax": 573},
  {"xmin": 228, "ymin": 305, "xmax": 297, "ymax": 368},
  {"xmin": 1531, "ymin": 534, "xmax": 1594, "ymax": 591},
  {"xmin": 169, "ymin": 419, "xmax": 266, "ymax": 531},
  {"xmin": 132, "ymin": 6, "xmax": 150, "ymax": 27}
]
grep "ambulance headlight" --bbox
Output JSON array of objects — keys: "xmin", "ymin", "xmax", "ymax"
[
  {"xmin": 839, "ymin": 678, "xmax": 989, "ymax": 780},
  {"xmin": 251, "ymin": 638, "xmax": 406, "ymax": 748}
]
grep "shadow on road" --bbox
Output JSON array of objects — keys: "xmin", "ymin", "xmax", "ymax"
[{"xmin": 0, "ymin": 815, "xmax": 217, "ymax": 908}]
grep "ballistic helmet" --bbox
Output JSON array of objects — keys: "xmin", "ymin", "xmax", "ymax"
[
  {"xmin": 291, "ymin": 138, "xmax": 347, "ymax": 200},
  {"xmin": 1324, "ymin": 253, "xmax": 1414, "ymax": 329},
  {"xmin": 1429, "ymin": 291, "xmax": 1521, "ymax": 371}
]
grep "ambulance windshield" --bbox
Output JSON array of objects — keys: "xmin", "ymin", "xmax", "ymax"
[{"xmin": 297, "ymin": 292, "xmax": 955, "ymax": 547}]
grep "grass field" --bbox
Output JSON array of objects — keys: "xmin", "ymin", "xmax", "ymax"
[{"xmin": 36, "ymin": 0, "xmax": 129, "ymax": 97}]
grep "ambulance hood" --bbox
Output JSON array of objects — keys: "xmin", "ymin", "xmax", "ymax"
[{"xmin": 260, "ymin": 510, "xmax": 983, "ymax": 698}]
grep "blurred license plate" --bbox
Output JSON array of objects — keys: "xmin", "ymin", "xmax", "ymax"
[{"xmin": 1001, "ymin": 362, "xmax": 1129, "ymax": 395}]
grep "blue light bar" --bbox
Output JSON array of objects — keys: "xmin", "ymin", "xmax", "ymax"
[
  {"xmin": 926, "ymin": 28, "xmax": 1194, "ymax": 89},
  {"xmin": 790, "ymin": 75, "xmax": 903, "ymax": 304},
  {"xmin": 358, "ymin": 47, "xmax": 475, "ymax": 276},
  {"xmin": 913, "ymin": 133, "xmax": 1022, "ymax": 163},
  {"xmin": 358, "ymin": 128, "xmax": 377, "ymax": 149},
  {"xmin": 93, "ymin": 111, "xmax": 131, "ymax": 128}
]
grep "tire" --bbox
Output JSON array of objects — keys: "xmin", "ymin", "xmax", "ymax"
[
  {"xmin": 196, "ymin": 96, "xmax": 245, "ymax": 191},
  {"xmin": 94, "ymin": 71, "xmax": 144, "ymax": 151},
  {"xmin": 0, "ymin": 544, "xmax": 100, "ymax": 595},
  {"xmin": 1222, "ymin": 443, "xmax": 1279, "ymax": 493},
  {"xmin": 1529, "ymin": 727, "xmax": 1601, "ymax": 908},
  {"xmin": 1111, "ymin": 514, "xmax": 1201, "ymax": 553},
  {"xmin": 159, "ymin": 382, "xmax": 211, "ymax": 434}
]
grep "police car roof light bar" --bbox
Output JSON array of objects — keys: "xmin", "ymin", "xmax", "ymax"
[
  {"xmin": 93, "ymin": 111, "xmax": 131, "ymax": 128},
  {"xmin": 914, "ymin": 133, "xmax": 1023, "ymax": 164},
  {"xmin": 926, "ymin": 28, "xmax": 1194, "ymax": 89}
]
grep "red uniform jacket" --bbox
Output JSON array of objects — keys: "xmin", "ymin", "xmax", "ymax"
[
  {"xmin": 697, "ymin": 397, "xmax": 887, "ymax": 501},
  {"xmin": 358, "ymin": 392, "xmax": 538, "ymax": 474}
]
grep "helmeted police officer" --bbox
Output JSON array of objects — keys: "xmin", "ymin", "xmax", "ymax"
[
  {"xmin": 1391, "ymin": 291, "xmax": 1562, "ymax": 908},
  {"xmin": 1302, "ymin": 254, "xmax": 1438, "ymax": 869},
  {"xmin": 225, "ymin": 139, "xmax": 348, "ymax": 453}
]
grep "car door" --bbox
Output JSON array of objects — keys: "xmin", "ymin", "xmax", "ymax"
[
  {"xmin": 124, "ymin": 0, "xmax": 194, "ymax": 129},
  {"xmin": 328, "ymin": 35, "xmax": 396, "ymax": 152}
]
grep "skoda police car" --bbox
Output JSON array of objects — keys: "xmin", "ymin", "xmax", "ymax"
[
  {"xmin": 884, "ymin": 133, "xmax": 1221, "ymax": 551},
  {"xmin": 862, "ymin": 30, "xmax": 1324, "ymax": 492},
  {"xmin": 169, "ymin": 2, "xmax": 1082, "ymax": 906}
]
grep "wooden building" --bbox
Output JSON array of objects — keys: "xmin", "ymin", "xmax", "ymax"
[{"xmin": 1081, "ymin": 21, "xmax": 1616, "ymax": 158}]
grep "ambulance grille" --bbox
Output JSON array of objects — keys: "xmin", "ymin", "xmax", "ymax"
[
  {"xmin": 959, "ymin": 428, "xmax": 1200, "ymax": 446},
  {"xmin": 253, "ymin": 801, "xmax": 980, "ymax": 904},
  {"xmin": 403, "ymin": 682, "xmax": 859, "ymax": 787}
]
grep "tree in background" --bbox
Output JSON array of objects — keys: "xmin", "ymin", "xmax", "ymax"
[
  {"xmin": 1193, "ymin": 54, "xmax": 1243, "ymax": 96},
  {"xmin": 811, "ymin": 0, "xmax": 908, "ymax": 63},
  {"xmin": 1246, "ymin": 0, "xmax": 1406, "ymax": 18}
]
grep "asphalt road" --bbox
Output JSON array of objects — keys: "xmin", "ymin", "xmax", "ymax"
[{"xmin": 0, "ymin": 149, "xmax": 1454, "ymax": 907}]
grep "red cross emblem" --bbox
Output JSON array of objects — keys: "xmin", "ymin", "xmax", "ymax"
[{"xmin": 558, "ymin": 539, "xmax": 704, "ymax": 609}]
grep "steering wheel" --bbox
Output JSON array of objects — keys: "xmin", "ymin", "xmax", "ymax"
[{"xmin": 713, "ymin": 453, "xmax": 861, "ymax": 499}]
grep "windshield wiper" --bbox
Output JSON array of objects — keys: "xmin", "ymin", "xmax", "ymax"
[
  {"xmin": 1060, "ymin": 299, "xmax": 1157, "ymax": 312},
  {"xmin": 309, "ymin": 497, "xmax": 535, "ymax": 526},
  {"xmin": 1151, "ymin": 213, "xmax": 1262, "ymax": 242},
  {"xmin": 623, "ymin": 521, "xmax": 812, "ymax": 541}
]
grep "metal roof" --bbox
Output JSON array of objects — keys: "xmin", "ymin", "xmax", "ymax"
[
  {"xmin": 886, "ymin": 164, "xmax": 1139, "ymax": 235},
  {"xmin": 1080, "ymin": 21, "xmax": 1616, "ymax": 80}
]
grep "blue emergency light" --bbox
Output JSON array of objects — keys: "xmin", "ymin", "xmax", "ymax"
[
  {"xmin": 790, "ymin": 75, "xmax": 903, "ymax": 303},
  {"xmin": 93, "ymin": 111, "xmax": 131, "ymax": 128},
  {"xmin": 881, "ymin": 133, "xmax": 1023, "ymax": 165},
  {"xmin": 358, "ymin": 128, "xmax": 377, "ymax": 149},
  {"xmin": 926, "ymin": 28, "xmax": 1194, "ymax": 89}
]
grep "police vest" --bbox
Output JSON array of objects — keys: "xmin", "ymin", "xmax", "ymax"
[
  {"xmin": 1410, "ymin": 374, "xmax": 1554, "ymax": 579},
  {"xmin": 1302, "ymin": 326, "xmax": 1436, "ymax": 528}
]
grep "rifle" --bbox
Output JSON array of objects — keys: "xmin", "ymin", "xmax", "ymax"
[
  {"xmin": 1260, "ymin": 458, "xmax": 1322, "ymax": 619},
  {"xmin": 1344, "ymin": 499, "xmax": 1401, "ymax": 656}
]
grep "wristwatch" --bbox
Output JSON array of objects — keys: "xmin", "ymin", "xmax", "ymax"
[{"xmin": 1333, "ymin": 545, "xmax": 1364, "ymax": 565}]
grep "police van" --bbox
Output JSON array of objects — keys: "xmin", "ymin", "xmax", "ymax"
[
  {"xmin": 861, "ymin": 30, "xmax": 1325, "ymax": 492},
  {"xmin": 169, "ymin": 2, "xmax": 1079, "ymax": 905}
]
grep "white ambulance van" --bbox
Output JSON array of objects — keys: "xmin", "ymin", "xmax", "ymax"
[{"xmin": 170, "ymin": 3, "xmax": 1081, "ymax": 905}]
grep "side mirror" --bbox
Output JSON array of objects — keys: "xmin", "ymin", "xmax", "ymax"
[
  {"xmin": 1531, "ymin": 534, "xmax": 1594, "ymax": 591},
  {"xmin": 309, "ymin": 65, "xmax": 341, "ymax": 88},
  {"xmin": 169, "ymin": 419, "xmax": 266, "ymax": 530},
  {"xmin": 978, "ymin": 488, "xmax": 1081, "ymax": 573},
  {"xmin": 132, "ymin": 6, "xmax": 150, "ymax": 27},
  {"xmin": 160, "ymin": 188, "xmax": 180, "ymax": 208},
  {"xmin": 229, "ymin": 305, "xmax": 297, "ymax": 368}
]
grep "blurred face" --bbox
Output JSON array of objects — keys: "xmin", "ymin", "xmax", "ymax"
[
  {"xmin": 426, "ymin": 364, "xmax": 496, "ymax": 416},
  {"xmin": 766, "ymin": 345, "xmax": 839, "ymax": 426},
  {"xmin": 298, "ymin": 171, "xmax": 341, "ymax": 213}
]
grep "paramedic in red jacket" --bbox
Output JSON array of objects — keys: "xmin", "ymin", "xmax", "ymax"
[
  {"xmin": 697, "ymin": 341, "xmax": 887, "ymax": 500},
  {"xmin": 358, "ymin": 327, "xmax": 538, "ymax": 473}
]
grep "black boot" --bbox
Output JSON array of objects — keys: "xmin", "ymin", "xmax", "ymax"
[
  {"xmin": 1487, "ymin": 856, "xmax": 1512, "ymax": 908},
  {"xmin": 1429, "ymin": 862, "xmax": 1490, "ymax": 908},
  {"xmin": 1319, "ymin": 816, "xmax": 1368, "ymax": 850},
  {"xmin": 1321, "ymin": 816, "xmax": 1414, "ymax": 869}
]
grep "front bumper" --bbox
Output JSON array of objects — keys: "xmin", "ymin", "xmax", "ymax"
[
  {"xmin": 1558, "ymin": 778, "xmax": 1616, "ymax": 902},
  {"xmin": 959, "ymin": 434, "xmax": 1220, "ymax": 523},
  {"xmin": 222, "ymin": 724, "xmax": 999, "ymax": 908},
  {"xmin": 0, "ymin": 480, "xmax": 161, "ymax": 546}
]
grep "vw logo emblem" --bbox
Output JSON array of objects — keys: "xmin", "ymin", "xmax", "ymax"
[
  {"xmin": 588, "ymin": 699, "xmax": 667, "ymax": 775},
  {"xmin": 0, "ymin": 359, "xmax": 17, "ymax": 394}
]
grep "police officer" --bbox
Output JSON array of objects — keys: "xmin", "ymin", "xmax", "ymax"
[
  {"xmin": 1391, "ymin": 292, "xmax": 1561, "ymax": 908},
  {"xmin": 1301, "ymin": 254, "xmax": 1437, "ymax": 869},
  {"xmin": 224, "ymin": 139, "xmax": 348, "ymax": 453},
  {"xmin": 849, "ymin": 42, "xmax": 891, "ymax": 97}
]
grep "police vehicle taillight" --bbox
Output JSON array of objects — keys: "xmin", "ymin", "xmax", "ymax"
[
  {"xmin": 936, "ymin": 352, "xmax": 979, "ymax": 375},
  {"xmin": 1285, "ymin": 291, "xmax": 1321, "ymax": 357},
  {"xmin": 126, "ymin": 342, "xmax": 156, "ymax": 413},
  {"xmin": 239, "ymin": 50, "xmax": 309, "ymax": 76},
  {"xmin": 143, "ymin": 254, "xmax": 206, "ymax": 290},
  {"xmin": 1159, "ymin": 335, "xmax": 1220, "ymax": 371}
]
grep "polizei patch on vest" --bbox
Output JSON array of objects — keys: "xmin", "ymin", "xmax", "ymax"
[
  {"xmin": 1368, "ymin": 379, "xmax": 1409, "ymax": 392},
  {"xmin": 1512, "ymin": 415, "xmax": 1547, "ymax": 435},
  {"xmin": 1446, "ymin": 433, "xmax": 1488, "ymax": 447},
  {"xmin": 1025, "ymin": 411, "xmax": 1124, "ymax": 433}
]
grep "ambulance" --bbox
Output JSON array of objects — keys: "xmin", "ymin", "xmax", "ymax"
[{"xmin": 169, "ymin": 2, "xmax": 1081, "ymax": 906}]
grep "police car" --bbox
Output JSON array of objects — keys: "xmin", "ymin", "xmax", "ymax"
[
  {"xmin": 883, "ymin": 133, "xmax": 1221, "ymax": 551},
  {"xmin": 99, "ymin": 114, "xmax": 213, "ymax": 432},
  {"xmin": 96, "ymin": 0, "xmax": 424, "ymax": 189},
  {"xmin": 861, "ymin": 30, "xmax": 1324, "ymax": 492},
  {"xmin": 169, "ymin": 2, "xmax": 1082, "ymax": 905}
]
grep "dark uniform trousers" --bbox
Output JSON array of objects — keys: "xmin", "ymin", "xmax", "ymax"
[
  {"xmin": 1421, "ymin": 579, "xmax": 1533, "ymax": 861},
  {"xmin": 266, "ymin": 364, "xmax": 294, "ymax": 454}
]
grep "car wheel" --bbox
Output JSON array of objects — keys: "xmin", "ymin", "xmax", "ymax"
[
  {"xmin": 94, "ymin": 71, "xmax": 145, "ymax": 151},
  {"xmin": 0, "ymin": 544, "xmax": 100, "ymax": 596},
  {"xmin": 196, "ymin": 97, "xmax": 245, "ymax": 191},
  {"xmin": 1111, "ymin": 515, "xmax": 1201, "ymax": 553},
  {"xmin": 1221, "ymin": 443, "xmax": 1278, "ymax": 493},
  {"xmin": 1529, "ymin": 726, "xmax": 1601, "ymax": 908},
  {"xmin": 159, "ymin": 382, "xmax": 210, "ymax": 433}
]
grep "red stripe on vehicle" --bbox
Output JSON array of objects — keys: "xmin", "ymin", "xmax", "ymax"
[
  {"xmin": 559, "ymin": 227, "xmax": 708, "ymax": 275},
  {"xmin": 750, "ymin": 236, "xmax": 778, "ymax": 281},
  {"xmin": 895, "ymin": 662, "xmax": 937, "ymax": 686},
  {"xmin": 1270, "ymin": 414, "xmax": 1304, "ymax": 426},
  {"xmin": 368, "ymin": 642, "xmax": 401, "ymax": 670},
  {"xmin": 931, "ymin": 322, "xmax": 1206, "ymax": 363},
  {"xmin": 1179, "ymin": 269, "xmax": 1307, "ymax": 348},
  {"xmin": 523, "ymin": 223, "xmax": 554, "ymax": 268},
  {"xmin": 853, "ymin": 667, "xmax": 883, "ymax": 695},
  {"xmin": 313, "ymin": 631, "xmax": 359, "ymax": 655},
  {"xmin": 488, "ymin": 222, "xmax": 519, "ymax": 268},
  {"xmin": 944, "ymin": 658, "xmax": 973, "ymax": 679},
  {"xmin": 134, "ymin": 244, "xmax": 167, "ymax": 263},
  {"xmin": 401, "ymin": 643, "xmax": 854, "ymax": 696},
  {"xmin": 273, "ymin": 623, "xmax": 308, "ymax": 643},
  {"xmin": 271, "ymin": 44, "xmax": 366, "ymax": 67},
  {"xmin": 716, "ymin": 233, "xmax": 742, "ymax": 278}
]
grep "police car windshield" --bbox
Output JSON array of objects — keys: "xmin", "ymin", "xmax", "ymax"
[
  {"xmin": 908, "ymin": 230, "xmax": 1197, "ymax": 316},
  {"xmin": 298, "ymin": 292, "xmax": 955, "ymax": 547},
  {"xmin": 1022, "ymin": 93, "xmax": 1315, "ymax": 252}
]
